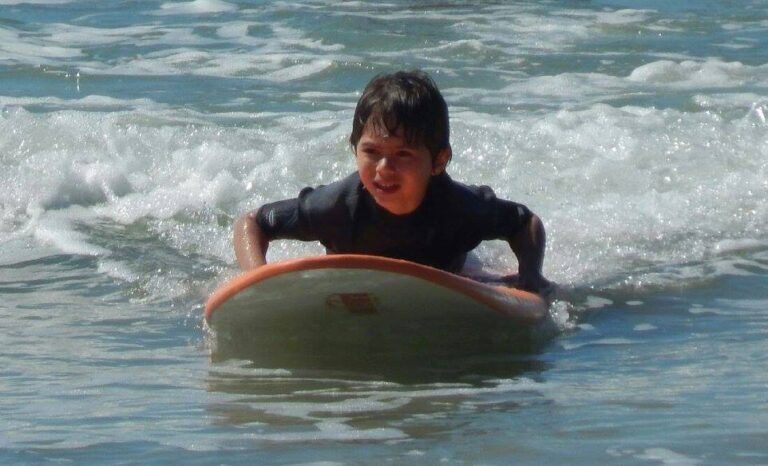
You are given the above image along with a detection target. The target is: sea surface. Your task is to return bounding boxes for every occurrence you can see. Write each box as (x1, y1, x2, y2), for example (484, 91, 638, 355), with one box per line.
(1, 0, 767, 464)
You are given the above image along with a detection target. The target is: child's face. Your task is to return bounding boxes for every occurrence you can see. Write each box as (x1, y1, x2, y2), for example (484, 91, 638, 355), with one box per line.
(355, 123, 449, 215)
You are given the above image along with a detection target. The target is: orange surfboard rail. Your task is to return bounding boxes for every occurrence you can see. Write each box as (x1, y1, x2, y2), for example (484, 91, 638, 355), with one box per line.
(205, 255, 547, 324)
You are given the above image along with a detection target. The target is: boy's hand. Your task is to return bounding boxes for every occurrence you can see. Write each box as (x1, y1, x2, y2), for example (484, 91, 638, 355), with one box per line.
(497, 273, 555, 300)
(518, 273, 555, 300)
(508, 214, 553, 299)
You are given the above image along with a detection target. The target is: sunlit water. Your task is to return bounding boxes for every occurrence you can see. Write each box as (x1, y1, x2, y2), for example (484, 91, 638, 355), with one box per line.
(1, 1, 767, 464)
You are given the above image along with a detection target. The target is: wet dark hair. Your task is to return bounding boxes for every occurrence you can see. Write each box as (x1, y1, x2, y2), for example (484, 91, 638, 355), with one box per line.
(350, 70, 450, 160)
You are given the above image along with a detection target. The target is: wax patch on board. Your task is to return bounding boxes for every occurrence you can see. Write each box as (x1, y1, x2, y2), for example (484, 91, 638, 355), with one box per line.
(326, 293, 380, 314)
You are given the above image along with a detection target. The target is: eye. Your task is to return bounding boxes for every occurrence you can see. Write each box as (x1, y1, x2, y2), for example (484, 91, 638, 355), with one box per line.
(359, 146, 380, 158)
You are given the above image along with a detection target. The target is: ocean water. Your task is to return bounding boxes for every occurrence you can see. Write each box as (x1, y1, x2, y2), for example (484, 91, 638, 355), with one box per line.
(1, 0, 767, 464)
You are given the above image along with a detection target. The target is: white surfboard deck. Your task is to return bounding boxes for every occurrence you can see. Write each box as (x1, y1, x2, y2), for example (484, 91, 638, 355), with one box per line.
(205, 255, 548, 365)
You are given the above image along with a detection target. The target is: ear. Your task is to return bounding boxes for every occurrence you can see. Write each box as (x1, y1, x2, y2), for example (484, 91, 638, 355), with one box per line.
(431, 147, 451, 175)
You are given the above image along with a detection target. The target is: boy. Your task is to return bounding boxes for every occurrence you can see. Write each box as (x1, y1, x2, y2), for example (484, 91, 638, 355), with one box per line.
(234, 70, 551, 294)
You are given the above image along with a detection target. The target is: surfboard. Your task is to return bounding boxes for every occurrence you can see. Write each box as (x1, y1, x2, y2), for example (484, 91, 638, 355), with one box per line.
(205, 254, 548, 366)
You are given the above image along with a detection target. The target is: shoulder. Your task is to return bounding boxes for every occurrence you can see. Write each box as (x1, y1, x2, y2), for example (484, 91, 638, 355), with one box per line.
(299, 172, 361, 214)
(435, 173, 532, 236)
(298, 172, 362, 234)
(435, 173, 498, 208)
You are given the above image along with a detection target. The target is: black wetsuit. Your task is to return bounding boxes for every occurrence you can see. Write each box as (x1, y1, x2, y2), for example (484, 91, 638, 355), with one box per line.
(255, 172, 532, 272)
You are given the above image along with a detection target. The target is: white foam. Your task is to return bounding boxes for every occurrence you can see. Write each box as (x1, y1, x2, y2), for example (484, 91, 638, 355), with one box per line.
(44, 24, 165, 47)
(34, 211, 109, 257)
(270, 24, 346, 52)
(634, 324, 657, 332)
(586, 296, 614, 309)
(457, 60, 768, 112)
(628, 59, 768, 88)
(714, 238, 768, 255)
(0, 95, 159, 110)
(635, 448, 702, 465)
(247, 425, 406, 443)
(0, 0, 73, 4)
(561, 338, 635, 351)
(0, 103, 350, 275)
(96, 259, 140, 283)
(74, 46, 340, 81)
(694, 93, 768, 115)
(216, 22, 250, 39)
(0, 29, 82, 62)
(593, 9, 656, 26)
(290, 463, 346, 466)
(156, 0, 237, 15)
(3, 91, 765, 293)
(327, 4, 659, 57)
(264, 59, 334, 82)
(2, 41, 767, 292)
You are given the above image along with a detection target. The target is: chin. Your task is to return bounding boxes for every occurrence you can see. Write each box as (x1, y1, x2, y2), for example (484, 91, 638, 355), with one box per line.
(378, 202, 416, 216)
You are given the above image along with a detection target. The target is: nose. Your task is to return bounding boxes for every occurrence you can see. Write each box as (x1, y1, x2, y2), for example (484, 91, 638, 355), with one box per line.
(375, 155, 395, 173)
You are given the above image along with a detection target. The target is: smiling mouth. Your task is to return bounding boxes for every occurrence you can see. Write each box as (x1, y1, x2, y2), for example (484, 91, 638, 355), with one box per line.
(373, 181, 399, 194)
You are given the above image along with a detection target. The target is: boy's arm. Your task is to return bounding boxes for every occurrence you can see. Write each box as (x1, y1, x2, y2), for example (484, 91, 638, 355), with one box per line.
(507, 214, 552, 295)
(234, 211, 269, 271)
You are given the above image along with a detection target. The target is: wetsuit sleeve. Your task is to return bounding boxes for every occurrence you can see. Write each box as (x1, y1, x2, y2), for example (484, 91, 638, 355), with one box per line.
(254, 187, 319, 241)
(439, 176, 534, 247)
(485, 195, 534, 241)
